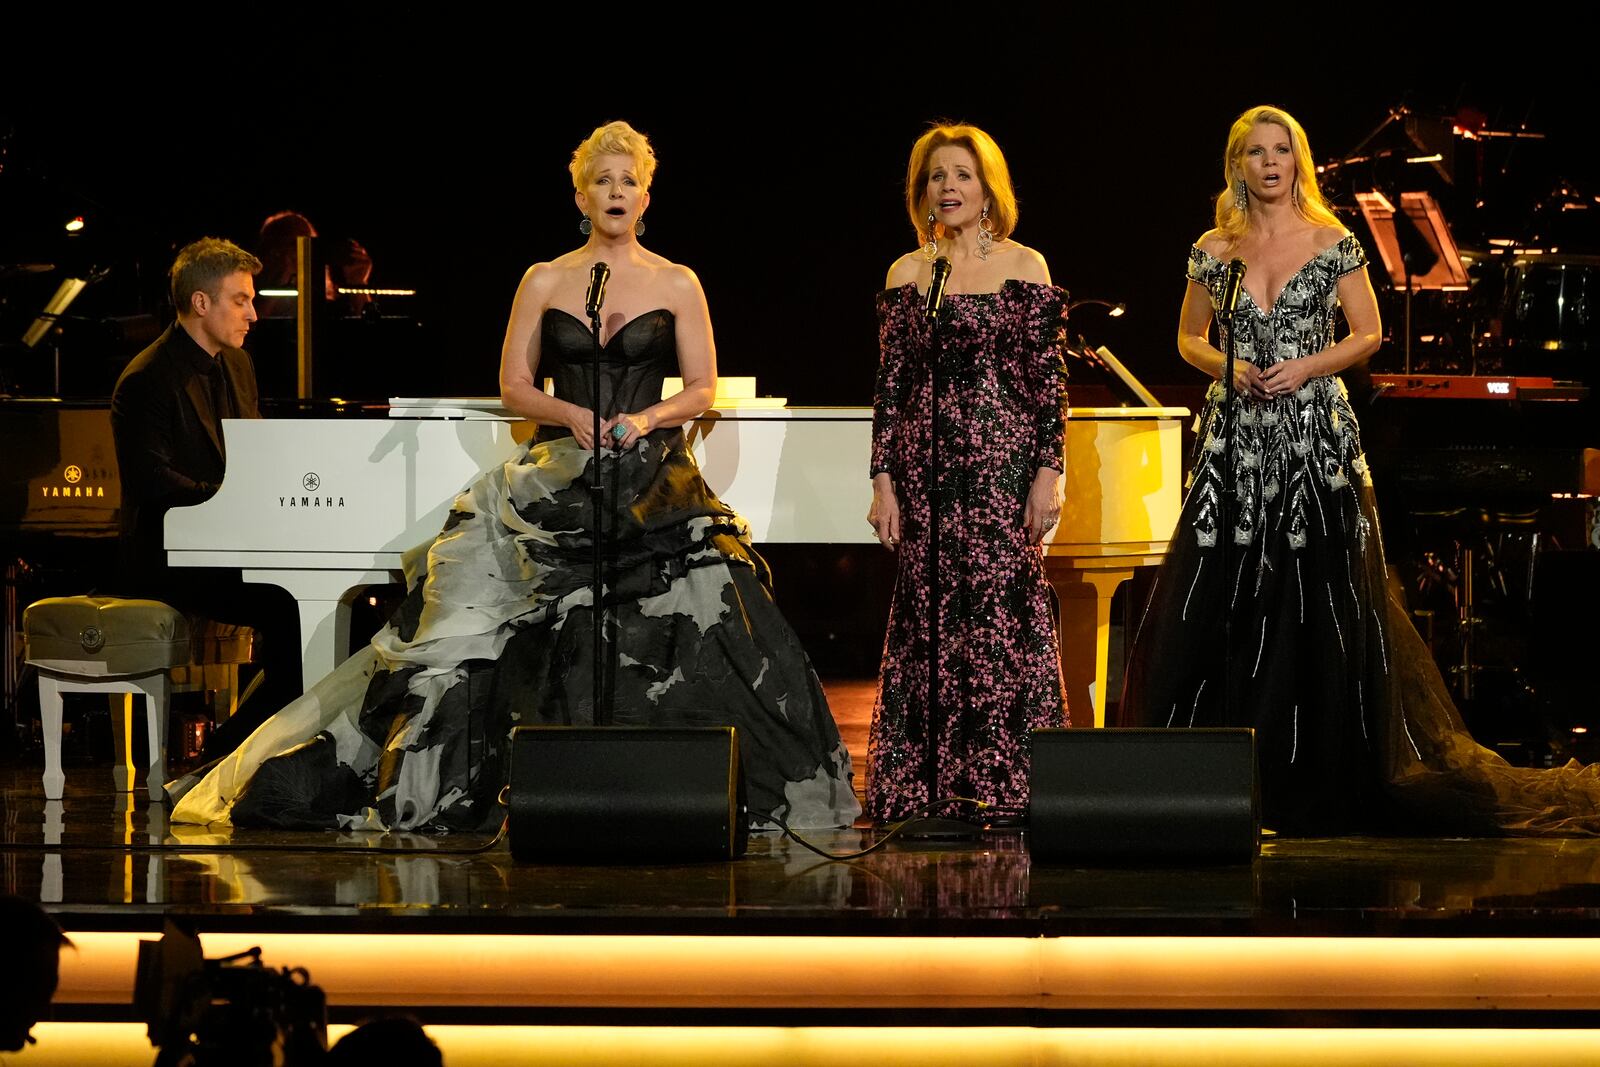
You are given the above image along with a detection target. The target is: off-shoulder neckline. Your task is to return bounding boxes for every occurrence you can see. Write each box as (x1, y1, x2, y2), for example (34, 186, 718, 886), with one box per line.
(878, 278, 1063, 301)
(1190, 235, 1358, 315)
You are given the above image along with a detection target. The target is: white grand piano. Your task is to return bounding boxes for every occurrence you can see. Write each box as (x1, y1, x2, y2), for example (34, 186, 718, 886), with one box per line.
(167, 393, 1186, 727)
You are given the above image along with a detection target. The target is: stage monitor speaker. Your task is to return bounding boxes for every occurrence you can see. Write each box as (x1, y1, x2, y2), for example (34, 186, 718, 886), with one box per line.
(508, 726, 748, 863)
(1030, 728, 1258, 864)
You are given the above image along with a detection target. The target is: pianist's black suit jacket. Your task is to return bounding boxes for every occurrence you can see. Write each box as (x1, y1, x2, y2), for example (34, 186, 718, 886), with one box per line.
(111, 322, 261, 590)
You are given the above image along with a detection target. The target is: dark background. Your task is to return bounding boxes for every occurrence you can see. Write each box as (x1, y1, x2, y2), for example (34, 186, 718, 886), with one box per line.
(2, 13, 1594, 403)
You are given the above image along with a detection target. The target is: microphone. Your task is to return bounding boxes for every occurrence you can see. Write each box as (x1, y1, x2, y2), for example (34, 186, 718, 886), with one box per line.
(1220, 258, 1247, 320)
(585, 262, 610, 320)
(925, 256, 952, 322)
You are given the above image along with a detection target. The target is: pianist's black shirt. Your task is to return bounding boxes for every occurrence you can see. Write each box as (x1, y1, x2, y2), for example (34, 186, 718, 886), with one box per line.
(111, 322, 261, 588)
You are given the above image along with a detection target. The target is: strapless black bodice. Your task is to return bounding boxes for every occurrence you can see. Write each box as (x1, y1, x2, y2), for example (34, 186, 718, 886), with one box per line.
(539, 308, 676, 424)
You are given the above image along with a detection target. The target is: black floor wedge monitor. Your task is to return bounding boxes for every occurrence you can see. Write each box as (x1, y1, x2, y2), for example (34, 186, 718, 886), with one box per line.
(1030, 728, 1258, 864)
(508, 726, 748, 863)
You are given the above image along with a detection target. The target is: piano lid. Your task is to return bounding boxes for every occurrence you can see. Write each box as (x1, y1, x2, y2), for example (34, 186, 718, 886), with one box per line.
(166, 417, 521, 557)
(387, 396, 511, 420)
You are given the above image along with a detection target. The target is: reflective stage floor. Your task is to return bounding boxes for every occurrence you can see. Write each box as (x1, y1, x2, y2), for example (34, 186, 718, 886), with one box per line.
(8, 682, 1600, 1065)
(10, 782, 1600, 936)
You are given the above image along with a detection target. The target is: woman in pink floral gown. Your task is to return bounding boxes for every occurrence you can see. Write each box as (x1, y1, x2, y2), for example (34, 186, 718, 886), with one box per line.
(866, 124, 1069, 822)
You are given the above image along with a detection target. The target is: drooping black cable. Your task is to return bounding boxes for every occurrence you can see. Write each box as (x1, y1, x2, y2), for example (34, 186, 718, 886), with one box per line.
(762, 796, 991, 862)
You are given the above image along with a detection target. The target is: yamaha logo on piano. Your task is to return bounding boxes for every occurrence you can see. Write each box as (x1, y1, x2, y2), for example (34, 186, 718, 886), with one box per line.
(280, 471, 345, 509)
(41, 462, 109, 498)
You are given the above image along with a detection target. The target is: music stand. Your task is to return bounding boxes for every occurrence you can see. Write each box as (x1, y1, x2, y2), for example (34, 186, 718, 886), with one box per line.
(1355, 191, 1470, 372)
(20, 277, 90, 396)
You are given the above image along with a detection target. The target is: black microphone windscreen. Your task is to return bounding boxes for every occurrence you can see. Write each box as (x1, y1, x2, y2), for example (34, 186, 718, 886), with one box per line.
(1221, 258, 1247, 317)
(585, 262, 610, 317)
(926, 256, 952, 321)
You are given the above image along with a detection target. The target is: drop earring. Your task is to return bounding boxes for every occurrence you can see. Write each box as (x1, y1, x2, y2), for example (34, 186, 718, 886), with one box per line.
(922, 212, 939, 260)
(579, 215, 593, 235)
(1234, 179, 1248, 211)
(976, 205, 994, 260)
(634, 217, 646, 237)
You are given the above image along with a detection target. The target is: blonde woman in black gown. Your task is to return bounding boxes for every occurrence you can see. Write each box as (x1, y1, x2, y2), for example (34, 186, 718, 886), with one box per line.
(1121, 105, 1600, 836)
(175, 122, 860, 832)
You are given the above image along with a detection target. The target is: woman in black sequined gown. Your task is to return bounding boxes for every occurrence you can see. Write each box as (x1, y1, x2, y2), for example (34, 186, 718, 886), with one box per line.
(1120, 106, 1600, 836)
(173, 121, 860, 832)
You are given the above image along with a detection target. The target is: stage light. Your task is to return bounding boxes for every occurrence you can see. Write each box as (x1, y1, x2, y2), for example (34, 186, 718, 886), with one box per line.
(64, 216, 85, 233)
(1068, 298, 1126, 318)
(259, 288, 299, 298)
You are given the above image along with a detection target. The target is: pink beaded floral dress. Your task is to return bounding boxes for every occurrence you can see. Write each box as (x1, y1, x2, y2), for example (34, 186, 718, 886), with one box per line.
(867, 280, 1069, 820)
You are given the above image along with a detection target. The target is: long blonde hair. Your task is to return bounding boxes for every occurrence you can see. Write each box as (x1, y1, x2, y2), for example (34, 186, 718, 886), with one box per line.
(905, 123, 1019, 247)
(1213, 105, 1340, 242)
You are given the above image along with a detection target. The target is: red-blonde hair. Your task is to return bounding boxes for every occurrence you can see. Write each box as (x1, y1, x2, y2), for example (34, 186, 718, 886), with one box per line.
(905, 123, 1019, 247)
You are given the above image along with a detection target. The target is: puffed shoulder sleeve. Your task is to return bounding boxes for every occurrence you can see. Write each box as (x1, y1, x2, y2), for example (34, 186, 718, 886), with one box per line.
(1020, 284, 1069, 473)
(1334, 234, 1369, 278)
(870, 287, 919, 479)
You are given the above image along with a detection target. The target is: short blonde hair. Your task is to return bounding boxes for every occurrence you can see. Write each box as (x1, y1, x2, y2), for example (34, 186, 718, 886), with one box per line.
(568, 120, 658, 191)
(1214, 105, 1341, 242)
(905, 123, 1019, 247)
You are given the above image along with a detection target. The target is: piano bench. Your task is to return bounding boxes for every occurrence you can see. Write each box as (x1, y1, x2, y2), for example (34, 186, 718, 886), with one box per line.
(22, 596, 249, 803)
(171, 622, 256, 723)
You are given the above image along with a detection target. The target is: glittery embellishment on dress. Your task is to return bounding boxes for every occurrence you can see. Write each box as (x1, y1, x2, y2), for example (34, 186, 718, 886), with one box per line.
(1121, 236, 1398, 832)
(867, 280, 1069, 819)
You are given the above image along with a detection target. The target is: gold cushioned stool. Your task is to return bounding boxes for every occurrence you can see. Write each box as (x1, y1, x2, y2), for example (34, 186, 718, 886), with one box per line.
(24, 596, 255, 802)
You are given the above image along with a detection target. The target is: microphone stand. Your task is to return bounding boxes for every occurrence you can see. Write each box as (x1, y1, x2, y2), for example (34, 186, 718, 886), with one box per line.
(901, 256, 976, 840)
(1218, 263, 1246, 727)
(588, 302, 606, 726)
(927, 273, 945, 820)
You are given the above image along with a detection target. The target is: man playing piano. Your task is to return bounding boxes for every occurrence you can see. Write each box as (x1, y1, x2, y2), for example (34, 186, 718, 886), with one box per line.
(111, 237, 300, 759)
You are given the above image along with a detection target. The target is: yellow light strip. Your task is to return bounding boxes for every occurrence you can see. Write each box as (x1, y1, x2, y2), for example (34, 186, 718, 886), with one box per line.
(22, 1023, 1600, 1067)
(54, 933, 1600, 1011)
